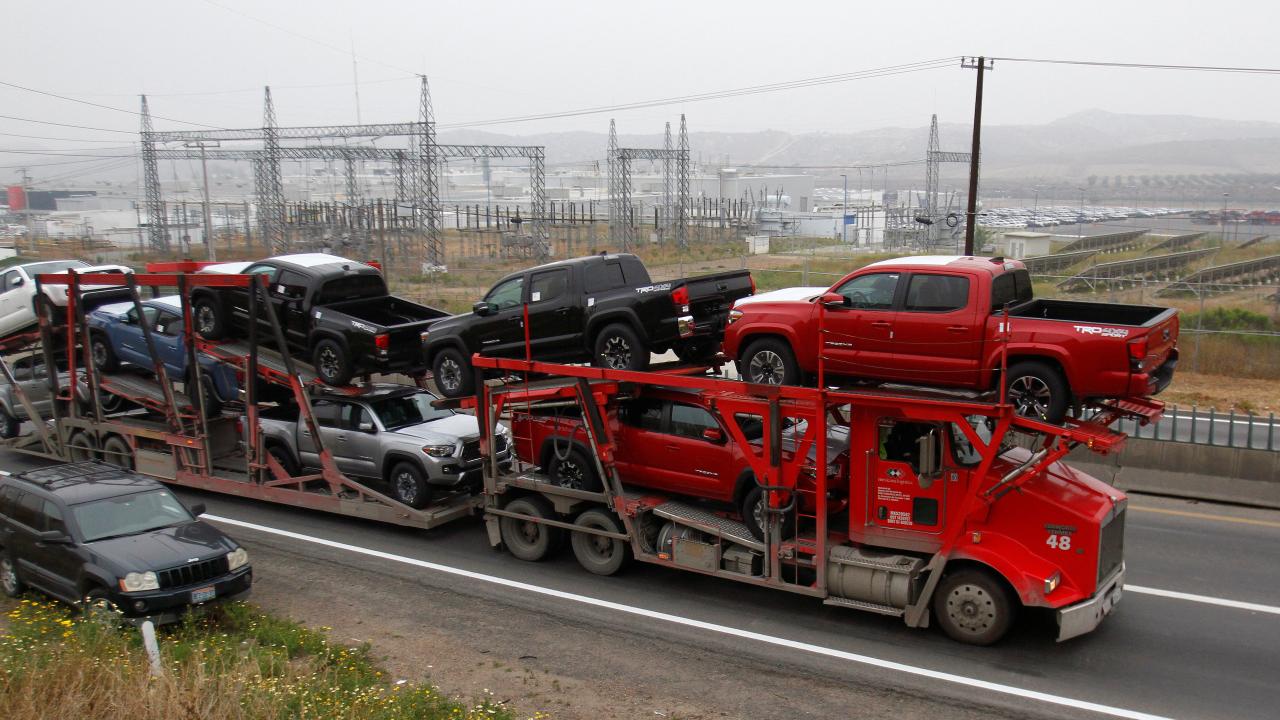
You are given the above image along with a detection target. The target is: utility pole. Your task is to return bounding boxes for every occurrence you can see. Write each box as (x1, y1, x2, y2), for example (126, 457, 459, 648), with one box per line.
(841, 173, 849, 243)
(185, 141, 219, 260)
(961, 56, 993, 255)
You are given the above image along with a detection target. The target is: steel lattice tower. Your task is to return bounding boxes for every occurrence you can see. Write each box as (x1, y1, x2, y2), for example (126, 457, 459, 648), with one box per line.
(417, 76, 444, 269)
(923, 114, 941, 246)
(139, 95, 169, 251)
(343, 152, 361, 204)
(607, 119, 627, 249)
(662, 122, 674, 233)
(528, 148, 550, 258)
(259, 87, 287, 252)
(676, 114, 690, 249)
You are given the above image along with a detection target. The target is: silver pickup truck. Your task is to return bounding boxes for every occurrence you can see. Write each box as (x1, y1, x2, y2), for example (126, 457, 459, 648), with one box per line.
(259, 384, 511, 508)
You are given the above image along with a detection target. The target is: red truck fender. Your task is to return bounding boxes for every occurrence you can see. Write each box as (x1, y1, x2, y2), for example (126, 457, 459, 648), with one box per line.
(982, 344, 1077, 393)
(948, 532, 1085, 609)
(727, 323, 810, 367)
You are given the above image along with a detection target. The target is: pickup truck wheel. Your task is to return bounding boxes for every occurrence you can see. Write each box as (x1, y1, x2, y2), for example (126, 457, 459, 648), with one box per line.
(389, 462, 431, 509)
(933, 567, 1016, 646)
(594, 323, 649, 371)
(192, 297, 226, 340)
(432, 347, 475, 399)
(265, 443, 299, 478)
(197, 372, 224, 417)
(89, 334, 120, 372)
(313, 339, 354, 386)
(99, 392, 126, 414)
(1006, 361, 1068, 424)
(548, 448, 602, 493)
(741, 484, 796, 542)
(0, 555, 24, 598)
(740, 338, 799, 386)
(500, 496, 561, 562)
(100, 435, 133, 471)
(570, 508, 631, 576)
(0, 409, 19, 440)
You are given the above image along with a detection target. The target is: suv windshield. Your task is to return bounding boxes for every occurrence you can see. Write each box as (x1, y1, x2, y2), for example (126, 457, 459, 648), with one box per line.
(369, 392, 452, 430)
(317, 274, 387, 304)
(72, 489, 192, 542)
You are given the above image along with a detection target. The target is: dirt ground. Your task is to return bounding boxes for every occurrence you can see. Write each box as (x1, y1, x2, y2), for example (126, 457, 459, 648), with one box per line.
(1161, 372, 1280, 414)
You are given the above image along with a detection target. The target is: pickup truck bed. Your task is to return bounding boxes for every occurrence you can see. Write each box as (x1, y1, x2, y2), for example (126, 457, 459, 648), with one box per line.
(1009, 299, 1174, 327)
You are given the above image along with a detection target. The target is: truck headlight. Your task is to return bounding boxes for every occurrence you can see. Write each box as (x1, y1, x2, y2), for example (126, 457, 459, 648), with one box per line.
(1044, 571, 1061, 595)
(423, 444, 455, 458)
(728, 309, 743, 324)
(227, 547, 249, 571)
(119, 571, 159, 592)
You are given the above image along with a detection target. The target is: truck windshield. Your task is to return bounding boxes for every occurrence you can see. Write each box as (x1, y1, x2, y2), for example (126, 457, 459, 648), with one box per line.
(22, 260, 88, 275)
(370, 393, 453, 430)
(317, 274, 387, 304)
(948, 416, 997, 467)
(72, 489, 193, 542)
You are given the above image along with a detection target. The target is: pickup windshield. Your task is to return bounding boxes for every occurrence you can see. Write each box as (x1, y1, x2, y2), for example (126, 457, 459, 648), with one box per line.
(72, 489, 193, 542)
(317, 274, 388, 305)
(370, 393, 453, 430)
(23, 260, 89, 275)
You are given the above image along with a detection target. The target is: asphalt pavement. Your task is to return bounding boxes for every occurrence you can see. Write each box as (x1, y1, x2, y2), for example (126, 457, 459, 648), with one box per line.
(2, 448, 1276, 719)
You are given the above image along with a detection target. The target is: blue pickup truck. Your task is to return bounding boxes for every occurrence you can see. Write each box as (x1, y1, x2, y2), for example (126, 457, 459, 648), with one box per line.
(86, 296, 239, 415)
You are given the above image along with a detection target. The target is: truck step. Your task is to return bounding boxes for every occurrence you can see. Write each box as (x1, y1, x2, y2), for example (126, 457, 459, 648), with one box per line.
(652, 501, 764, 552)
(823, 596, 905, 617)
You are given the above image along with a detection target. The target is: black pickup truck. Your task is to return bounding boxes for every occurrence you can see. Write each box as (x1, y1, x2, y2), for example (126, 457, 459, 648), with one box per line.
(423, 253, 754, 398)
(191, 253, 449, 386)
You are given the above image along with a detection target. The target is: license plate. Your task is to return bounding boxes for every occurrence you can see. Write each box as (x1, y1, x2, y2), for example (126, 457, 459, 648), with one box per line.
(191, 586, 216, 603)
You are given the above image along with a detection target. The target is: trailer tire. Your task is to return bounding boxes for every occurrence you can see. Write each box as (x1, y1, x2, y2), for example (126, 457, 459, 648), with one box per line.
(740, 338, 800, 386)
(193, 296, 227, 340)
(265, 443, 299, 478)
(89, 334, 120, 372)
(547, 447, 602, 493)
(0, 409, 19, 440)
(570, 508, 631, 576)
(500, 496, 561, 562)
(100, 435, 133, 471)
(432, 347, 475, 399)
(741, 483, 796, 542)
(67, 431, 97, 462)
(0, 555, 24, 598)
(389, 462, 431, 509)
(1005, 361, 1068, 424)
(593, 323, 649, 371)
(933, 567, 1016, 646)
(313, 338, 354, 387)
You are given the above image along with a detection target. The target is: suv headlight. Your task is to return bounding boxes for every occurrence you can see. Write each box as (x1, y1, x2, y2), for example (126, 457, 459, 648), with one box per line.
(119, 571, 159, 592)
(227, 547, 249, 572)
(423, 444, 455, 458)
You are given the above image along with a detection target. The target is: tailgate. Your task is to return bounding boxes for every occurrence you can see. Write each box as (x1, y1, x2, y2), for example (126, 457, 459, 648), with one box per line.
(679, 270, 754, 321)
(1138, 308, 1179, 369)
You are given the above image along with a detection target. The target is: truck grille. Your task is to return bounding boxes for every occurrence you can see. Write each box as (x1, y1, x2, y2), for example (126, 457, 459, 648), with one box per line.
(158, 556, 230, 589)
(1097, 508, 1126, 586)
(462, 435, 506, 461)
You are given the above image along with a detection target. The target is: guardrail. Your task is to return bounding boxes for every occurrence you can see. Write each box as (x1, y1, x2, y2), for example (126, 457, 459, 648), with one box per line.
(1117, 404, 1277, 450)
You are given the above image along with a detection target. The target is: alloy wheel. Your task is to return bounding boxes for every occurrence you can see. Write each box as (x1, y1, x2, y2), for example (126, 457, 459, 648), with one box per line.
(601, 336, 632, 369)
(1009, 376, 1052, 419)
(748, 350, 785, 384)
(0, 558, 17, 595)
(438, 357, 461, 392)
(395, 470, 419, 505)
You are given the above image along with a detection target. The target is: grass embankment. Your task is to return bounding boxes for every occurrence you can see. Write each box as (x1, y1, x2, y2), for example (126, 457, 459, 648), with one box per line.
(0, 598, 524, 720)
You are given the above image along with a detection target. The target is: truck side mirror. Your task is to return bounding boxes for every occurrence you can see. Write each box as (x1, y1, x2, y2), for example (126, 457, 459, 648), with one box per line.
(35, 530, 71, 545)
(358, 420, 376, 433)
(189, 502, 206, 517)
(11, 277, 22, 287)
(702, 427, 723, 443)
(473, 301, 496, 317)
(819, 292, 848, 309)
(916, 429, 940, 481)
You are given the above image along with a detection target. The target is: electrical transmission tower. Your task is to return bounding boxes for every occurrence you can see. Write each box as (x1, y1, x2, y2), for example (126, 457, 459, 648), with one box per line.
(139, 96, 169, 251)
(416, 76, 443, 268)
(920, 114, 971, 249)
(607, 116, 691, 251)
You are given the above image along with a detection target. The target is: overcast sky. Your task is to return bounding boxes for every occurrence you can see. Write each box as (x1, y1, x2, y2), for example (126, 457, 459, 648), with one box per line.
(5, 0, 1279, 174)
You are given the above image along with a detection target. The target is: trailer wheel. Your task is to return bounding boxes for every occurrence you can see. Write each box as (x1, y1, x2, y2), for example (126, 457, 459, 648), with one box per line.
(389, 462, 431, 509)
(548, 447, 602, 493)
(66, 431, 98, 462)
(570, 508, 631, 576)
(89, 334, 120, 372)
(0, 409, 19, 440)
(933, 567, 1016, 646)
(0, 555, 24, 598)
(313, 339, 354, 386)
(193, 296, 227, 340)
(741, 484, 796, 542)
(593, 323, 650, 371)
(1005, 361, 1068, 424)
(740, 338, 799, 386)
(432, 347, 474, 399)
(100, 435, 133, 471)
(500, 496, 561, 562)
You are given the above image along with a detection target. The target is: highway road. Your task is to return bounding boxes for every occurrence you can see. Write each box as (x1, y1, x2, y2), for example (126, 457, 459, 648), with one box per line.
(1, 448, 1277, 720)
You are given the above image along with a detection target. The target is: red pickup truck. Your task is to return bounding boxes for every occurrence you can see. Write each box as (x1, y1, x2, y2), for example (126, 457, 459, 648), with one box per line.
(510, 387, 849, 540)
(722, 255, 1179, 423)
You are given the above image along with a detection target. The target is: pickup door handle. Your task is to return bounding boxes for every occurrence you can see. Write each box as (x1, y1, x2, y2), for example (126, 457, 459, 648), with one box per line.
(946, 325, 968, 333)
(665, 444, 679, 451)
(300, 429, 311, 436)
(871, 321, 892, 328)
(335, 434, 347, 442)
(555, 307, 571, 315)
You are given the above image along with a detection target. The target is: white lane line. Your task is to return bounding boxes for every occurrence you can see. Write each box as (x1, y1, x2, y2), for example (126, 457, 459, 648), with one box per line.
(206, 513, 1172, 720)
(1126, 586, 1280, 615)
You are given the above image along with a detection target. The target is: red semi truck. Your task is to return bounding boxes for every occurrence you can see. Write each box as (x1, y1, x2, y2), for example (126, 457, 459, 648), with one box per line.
(722, 255, 1179, 423)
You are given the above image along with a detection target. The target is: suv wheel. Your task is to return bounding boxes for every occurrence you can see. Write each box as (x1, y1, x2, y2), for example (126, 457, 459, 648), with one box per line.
(389, 462, 430, 509)
(432, 347, 475, 399)
(0, 555, 24, 597)
(313, 338, 354, 386)
(593, 323, 649, 371)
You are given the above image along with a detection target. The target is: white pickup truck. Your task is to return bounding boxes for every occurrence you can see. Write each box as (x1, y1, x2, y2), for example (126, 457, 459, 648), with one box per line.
(0, 260, 133, 338)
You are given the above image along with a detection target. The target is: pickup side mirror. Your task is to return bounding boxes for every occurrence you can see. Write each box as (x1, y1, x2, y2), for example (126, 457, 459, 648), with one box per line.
(35, 530, 71, 545)
(702, 427, 723, 443)
(819, 291, 848, 309)
(189, 502, 206, 517)
(357, 420, 376, 433)
(11, 276, 23, 287)
(473, 301, 496, 317)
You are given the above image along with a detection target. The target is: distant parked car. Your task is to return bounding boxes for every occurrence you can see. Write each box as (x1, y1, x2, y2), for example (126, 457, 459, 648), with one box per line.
(0, 462, 252, 621)
(0, 260, 133, 338)
(86, 296, 239, 416)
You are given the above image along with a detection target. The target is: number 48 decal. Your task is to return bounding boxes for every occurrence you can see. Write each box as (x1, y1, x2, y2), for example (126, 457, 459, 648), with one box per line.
(1046, 534, 1072, 551)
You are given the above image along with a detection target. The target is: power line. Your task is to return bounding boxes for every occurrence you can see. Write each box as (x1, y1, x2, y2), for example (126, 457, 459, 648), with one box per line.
(0, 79, 219, 128)
(0, 114, 135, 134)
(0, 147, 135, 155)
(0, 155, 136, 169)
(992, 57, 1280, 74)
(0, 131, 129, 143)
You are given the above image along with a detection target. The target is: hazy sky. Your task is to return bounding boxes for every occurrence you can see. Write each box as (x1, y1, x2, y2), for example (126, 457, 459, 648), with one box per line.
(4, 0, 1279, 173)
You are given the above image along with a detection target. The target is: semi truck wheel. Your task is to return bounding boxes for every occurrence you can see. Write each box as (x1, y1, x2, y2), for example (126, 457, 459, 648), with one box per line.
(500, 496, 561, 562)
(933, 567, 1016, 646)
(432, 347, 475, 399)
(570, 508, 631, 576)
(1005, 361, 1068, 424)
(389, 462, 430, 509)
(313, 338, 354, 386)
(740, 338, 799, 386)
(593, 324, 650, 371)
(66, 431, 98, 462)
(89, 334, 120, 372)
(547, 447, 602, 492)
(192, 297, 227, 340)
(100, 435, 133, 471)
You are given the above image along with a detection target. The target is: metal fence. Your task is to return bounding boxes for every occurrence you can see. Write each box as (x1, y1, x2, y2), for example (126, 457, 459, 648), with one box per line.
(1117, 404, 1278, 451)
